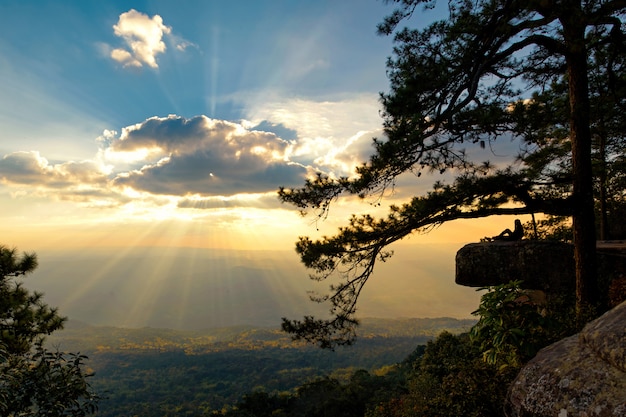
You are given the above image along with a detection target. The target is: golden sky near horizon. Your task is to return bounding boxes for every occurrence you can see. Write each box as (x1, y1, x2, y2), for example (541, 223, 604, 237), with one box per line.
(0, 1, 526, 327)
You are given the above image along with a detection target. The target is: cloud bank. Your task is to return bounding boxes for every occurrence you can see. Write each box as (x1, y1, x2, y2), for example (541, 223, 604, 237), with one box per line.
(0, 95, 384, 216)
(108, 115, 306, 196)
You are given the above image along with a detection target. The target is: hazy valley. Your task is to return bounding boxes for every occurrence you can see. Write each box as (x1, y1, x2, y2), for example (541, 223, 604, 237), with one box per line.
(29, 245, 481, 330)
(46, 318, 475, 416)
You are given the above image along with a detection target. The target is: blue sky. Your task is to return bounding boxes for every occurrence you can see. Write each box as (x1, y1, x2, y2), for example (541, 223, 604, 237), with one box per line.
(0, 1, 502, 328)
(0, 0, 397, 221)
(1, 1, 393, 156)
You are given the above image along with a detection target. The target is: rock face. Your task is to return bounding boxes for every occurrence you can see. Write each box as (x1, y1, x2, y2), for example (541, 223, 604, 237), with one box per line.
(455, 241, 575, 292)
(455, 240, 626, 302)
(506, 300, 626, 416)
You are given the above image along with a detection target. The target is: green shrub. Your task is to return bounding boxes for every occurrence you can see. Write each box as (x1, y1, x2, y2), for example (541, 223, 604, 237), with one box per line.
(470, 280, 574, 370)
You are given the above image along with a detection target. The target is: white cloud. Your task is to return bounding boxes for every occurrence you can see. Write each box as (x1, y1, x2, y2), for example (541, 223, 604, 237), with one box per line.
(0, 116, 312, 212)
(110, 48, 141, 68)
(0, 151, 124, 207)
(177, 193, 281, 210)
(0, 151, 109, 187)
(240, 92, 385, 177)
(312, 130, 378, 177)
(103, 115, 307, 196)
(0, 105, 388, 216)
(109, 9, 194, 69)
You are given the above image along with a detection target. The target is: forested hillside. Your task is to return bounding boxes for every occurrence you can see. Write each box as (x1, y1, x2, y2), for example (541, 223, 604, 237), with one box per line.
(46, 318, 473, 416)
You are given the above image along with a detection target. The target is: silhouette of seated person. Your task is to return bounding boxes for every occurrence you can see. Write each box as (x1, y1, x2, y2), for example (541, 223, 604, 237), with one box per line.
(491, 219, 524, 241)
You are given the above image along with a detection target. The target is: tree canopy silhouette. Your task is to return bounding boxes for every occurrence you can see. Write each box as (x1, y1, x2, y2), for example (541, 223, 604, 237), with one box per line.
(0, 245, 99, 416)
(279, 0, 626, 348)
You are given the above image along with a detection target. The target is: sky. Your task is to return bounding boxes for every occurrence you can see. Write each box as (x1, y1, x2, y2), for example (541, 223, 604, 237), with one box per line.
(0, 0, 523, 329)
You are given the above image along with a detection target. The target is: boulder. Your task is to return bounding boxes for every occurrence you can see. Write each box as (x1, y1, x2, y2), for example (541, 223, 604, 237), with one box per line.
(455, 240, 626, 299)
(506, 301, 626, 416)
(455, 241, 575, 292)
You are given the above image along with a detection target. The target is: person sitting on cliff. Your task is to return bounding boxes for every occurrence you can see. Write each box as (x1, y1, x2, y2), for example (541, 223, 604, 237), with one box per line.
(490, 219, 524, 241)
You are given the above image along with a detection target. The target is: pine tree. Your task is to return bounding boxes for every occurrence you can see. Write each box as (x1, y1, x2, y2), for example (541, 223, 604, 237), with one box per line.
(0, 245, 99, 416)
(279, 0, 626, 348)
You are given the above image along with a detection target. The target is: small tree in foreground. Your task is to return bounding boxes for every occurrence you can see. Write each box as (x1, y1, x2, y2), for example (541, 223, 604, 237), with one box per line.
(469, 281, 576, 370)
(0, 245, 99, 416)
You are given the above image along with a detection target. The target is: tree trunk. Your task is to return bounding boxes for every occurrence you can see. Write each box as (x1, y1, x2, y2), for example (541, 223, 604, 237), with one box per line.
(562, 2, 600, 322)
(598, 124, 609, 241)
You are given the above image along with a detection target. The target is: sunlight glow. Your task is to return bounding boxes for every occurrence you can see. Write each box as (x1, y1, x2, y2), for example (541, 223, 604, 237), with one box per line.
(250, 145, 267, 155)
(0, 0, 507, 330)
(102, 147, 166, 164)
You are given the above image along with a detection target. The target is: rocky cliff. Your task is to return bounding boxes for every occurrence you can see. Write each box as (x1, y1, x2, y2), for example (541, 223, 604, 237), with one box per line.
(455, 240, 575, 292)
(456, 240, 626, 305)
(506, 300, 626, 416)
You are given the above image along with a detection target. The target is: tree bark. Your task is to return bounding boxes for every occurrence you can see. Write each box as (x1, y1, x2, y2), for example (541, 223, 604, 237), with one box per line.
(562, 1, 600, 321)
(598, 123, 609, 241)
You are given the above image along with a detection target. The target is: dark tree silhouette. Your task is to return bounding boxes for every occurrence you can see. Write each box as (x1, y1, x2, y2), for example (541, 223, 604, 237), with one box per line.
(0, 245, 99, 416)
(280, 0, 626, 348)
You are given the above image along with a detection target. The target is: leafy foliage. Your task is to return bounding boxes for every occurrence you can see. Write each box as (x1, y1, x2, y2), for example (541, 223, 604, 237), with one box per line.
(212, 332, 515, 417)
(44, 306, 573, 417)
(214, 370, 404, 417)
(1, 346, 97, 417)
(217, 281, 580, 417)
(0, 245, 99, 416)
(45, 318, 472, 416)
(367, 332, 515, 417)
(470, 281, 562, 369)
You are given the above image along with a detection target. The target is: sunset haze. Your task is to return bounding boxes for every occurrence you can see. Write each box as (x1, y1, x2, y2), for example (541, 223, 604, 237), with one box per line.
(0, 0, 524, 329)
